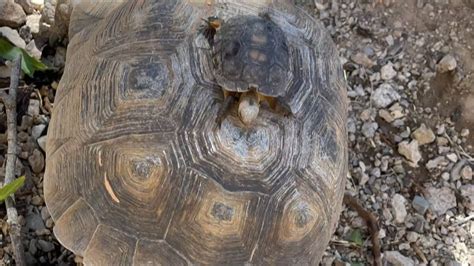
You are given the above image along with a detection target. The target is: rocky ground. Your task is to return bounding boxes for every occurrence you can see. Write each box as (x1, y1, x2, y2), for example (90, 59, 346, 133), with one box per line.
(0, 0, 473, 265)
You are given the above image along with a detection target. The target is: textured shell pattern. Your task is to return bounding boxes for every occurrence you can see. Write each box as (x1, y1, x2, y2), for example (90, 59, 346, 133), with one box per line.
(213, 15, 291, 96)
(44, 0, 348, 265)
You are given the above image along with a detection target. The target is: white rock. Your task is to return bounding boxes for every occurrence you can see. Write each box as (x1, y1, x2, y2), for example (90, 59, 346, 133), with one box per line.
(381, 63, 397, 80)
(16, 0, 44, 14)
(461, 165, 472, 180)
(26, 14, 41, 34)
(426, 187, 457, 215)
(406, 231, 420, 243)
(398, 140, 422, 167)
(446, 153, 458, 163)
(0, 26, 26, 49)
(31, 0, 44, 8)
(384, 251, 415, 266)
(425, 156, 448, 169)
(371, 83, 401, 108)
(460, 184, 474, 211)
(391, 194, 407, 223)
(460, 128, 470, 137)
(411, 124, 435, 145)
(437, 54, 457, 73)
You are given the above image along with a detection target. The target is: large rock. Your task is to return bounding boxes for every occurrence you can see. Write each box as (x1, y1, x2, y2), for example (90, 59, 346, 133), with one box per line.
(26, 14, 41, 35)
(426, 187, 456, 215)
(391, 194, 407, 223)
(384, 251, 415, 266)
(411, 124, 435, 145)
(0, 26, 26, 48)
(16, 0, 44, 14)
(39, 0, 71, 41)
(351, 52, 375, 68)
(398, 140, 422, 167)
(437, 54, 457, 73)
(371, 83, 401, 108)
(0, 0, 27, 28)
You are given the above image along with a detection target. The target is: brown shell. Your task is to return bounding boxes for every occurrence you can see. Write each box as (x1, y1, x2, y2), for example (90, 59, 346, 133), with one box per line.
(44, 0, 348, 265)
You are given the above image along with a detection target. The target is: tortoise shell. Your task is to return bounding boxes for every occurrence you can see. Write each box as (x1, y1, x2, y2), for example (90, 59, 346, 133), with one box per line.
(213, 15, 291, 96)
(44, 0, 348, 265)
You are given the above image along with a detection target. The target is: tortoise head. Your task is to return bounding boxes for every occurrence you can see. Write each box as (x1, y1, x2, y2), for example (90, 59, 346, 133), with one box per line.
(206, 16, 222, 29)
(238, 90, 260, 125)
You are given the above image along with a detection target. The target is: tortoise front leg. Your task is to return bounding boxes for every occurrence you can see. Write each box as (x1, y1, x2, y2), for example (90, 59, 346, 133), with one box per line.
(215, 90, 237, 128)
(261, 95, 292, 118)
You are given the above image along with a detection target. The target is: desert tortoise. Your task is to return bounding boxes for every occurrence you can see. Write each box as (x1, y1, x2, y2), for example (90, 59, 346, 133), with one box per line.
(44, 0, 348, 264)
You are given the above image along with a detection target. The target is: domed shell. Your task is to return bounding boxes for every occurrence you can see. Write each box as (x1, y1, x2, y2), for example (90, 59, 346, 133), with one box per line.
(213, 15, 291, 96)
(44, 0, 347, 265)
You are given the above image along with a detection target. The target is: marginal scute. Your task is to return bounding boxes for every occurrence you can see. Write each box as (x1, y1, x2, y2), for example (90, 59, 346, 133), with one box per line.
(44, 144, 82, 220)
(133, 240, 188, 266)
(255, 181, 329, 264)
(53, 198, 98, 256)
(83, 224, 135, 265)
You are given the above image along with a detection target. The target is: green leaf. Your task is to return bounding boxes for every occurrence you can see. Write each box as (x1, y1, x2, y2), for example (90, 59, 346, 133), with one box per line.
(0, 37, 48, 77)
(348, 228, 364, 246)
(0, 176, 25, 202)
(351, 262, 364, 266)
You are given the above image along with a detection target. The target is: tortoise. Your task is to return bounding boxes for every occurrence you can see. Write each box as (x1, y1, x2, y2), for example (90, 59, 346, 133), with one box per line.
(44, 0, 348, 264)
(202, 15, 293, 126)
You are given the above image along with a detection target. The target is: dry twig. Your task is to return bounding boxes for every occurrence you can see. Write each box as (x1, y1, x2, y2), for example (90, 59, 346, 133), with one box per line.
(0, 56, 26, 266)
(343, 193, 381, 266)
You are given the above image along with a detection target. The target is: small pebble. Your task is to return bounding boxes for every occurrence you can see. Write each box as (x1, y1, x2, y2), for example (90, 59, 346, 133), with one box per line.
(361, 122, 378, 138)
(412, 195, 430, 215)
(398, 140, 422, 167)
(391, 194, 407, 223)
(437, 54, 457, 73)
(381, 63, 397, 80)
(460, 165, 472, 180)
(28, 149, 45, 174)
(426, 187, 456, 215)
(27, 99, 40, 117)
(446, 153, 458, 163)
(411, 124, 435, 145)
(37, 240, 55, 253)
(371, 83, 401, 108)
(460, 128, 470, 137)
(31, 195, 44, 206)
